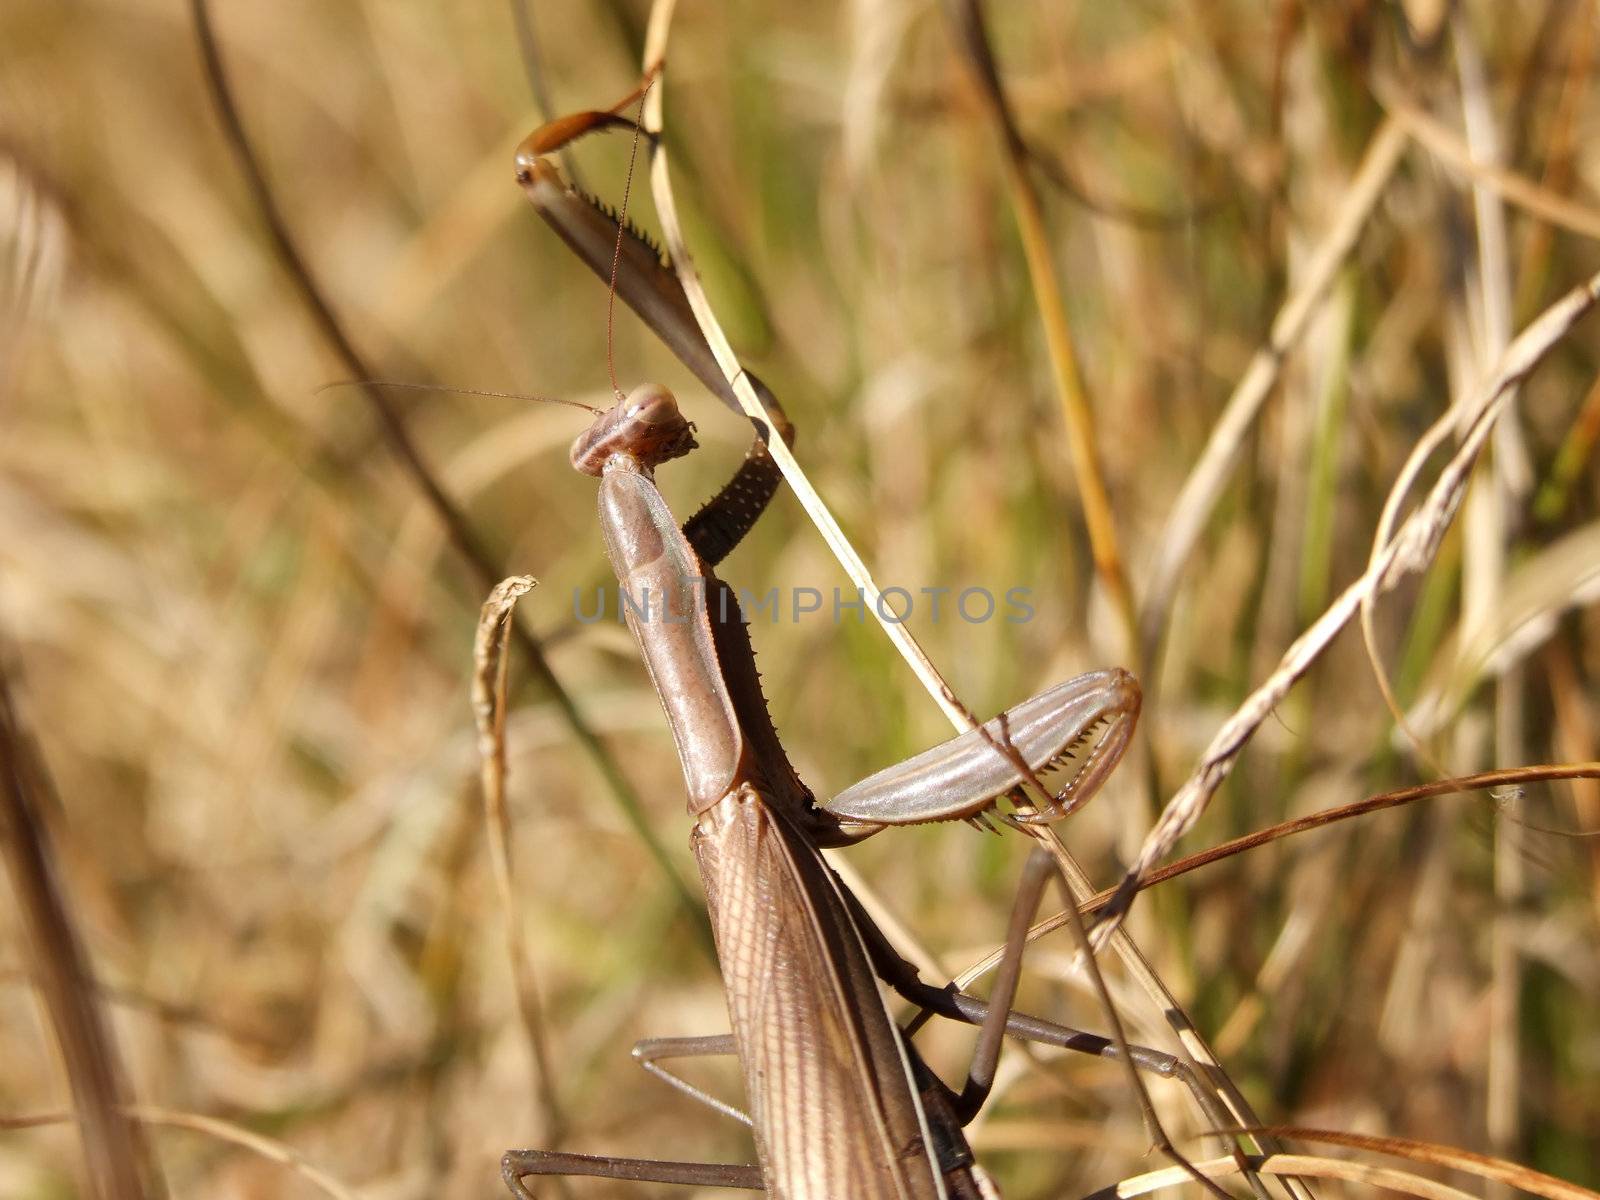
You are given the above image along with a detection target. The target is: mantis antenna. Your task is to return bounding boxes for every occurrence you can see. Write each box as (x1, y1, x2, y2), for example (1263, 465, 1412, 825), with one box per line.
(605, 78, 655, 403)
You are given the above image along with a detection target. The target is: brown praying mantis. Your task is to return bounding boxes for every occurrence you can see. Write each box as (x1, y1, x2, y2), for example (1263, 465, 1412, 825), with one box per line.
(495, 83, 1193, 1200)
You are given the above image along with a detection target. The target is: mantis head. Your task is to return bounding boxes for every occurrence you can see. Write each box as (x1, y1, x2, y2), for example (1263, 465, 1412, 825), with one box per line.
(570, 383, 698, 477)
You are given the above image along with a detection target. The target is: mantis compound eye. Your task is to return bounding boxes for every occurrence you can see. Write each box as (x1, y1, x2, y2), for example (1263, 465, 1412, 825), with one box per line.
(624, 383, 679, 425)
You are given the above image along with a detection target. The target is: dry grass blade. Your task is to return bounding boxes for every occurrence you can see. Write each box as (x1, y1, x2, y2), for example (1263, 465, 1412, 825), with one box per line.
(1251, 1128, 1600, 1200)
(1100, 1152, 1481, 1200)
(896, 31, 1278, 1173)
(472, 576, 564, 1150)
(1032, 850, 1237, 1200)
(1439, 33, 1524, 1182)
(1108, 764, 1600, 905)
(0, 664, 156, 1200)
(3, 1107, 362, 1200)
(1107, 267, 1600, 935)
(1027, 826, 1290, 1197)
(1405, 523, 1600, 737)
(951, 764, 1600, 1001)
(639, 4, 975, 732)
(1375, 77, 1600, 243)
(1140, 117, 1408, 662)
(1357, 391, 1464, 779)
(130, 1108, 363, 1200)
(942, 0, 1136, 657)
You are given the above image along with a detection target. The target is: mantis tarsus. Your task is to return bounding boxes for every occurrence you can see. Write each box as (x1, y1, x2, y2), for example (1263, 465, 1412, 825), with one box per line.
(496, 87, 1188, 1200)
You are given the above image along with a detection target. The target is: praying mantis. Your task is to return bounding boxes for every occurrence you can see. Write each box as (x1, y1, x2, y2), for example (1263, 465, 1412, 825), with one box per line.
(496, 85, 1171, 1200)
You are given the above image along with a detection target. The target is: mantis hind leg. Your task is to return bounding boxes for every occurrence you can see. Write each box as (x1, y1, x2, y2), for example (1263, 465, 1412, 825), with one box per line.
(630, 1033, 752, 1127)
(501, 1038, 757, 1196)
(837, 854, 1231, 1129)
(502, 1150, 760, 1196)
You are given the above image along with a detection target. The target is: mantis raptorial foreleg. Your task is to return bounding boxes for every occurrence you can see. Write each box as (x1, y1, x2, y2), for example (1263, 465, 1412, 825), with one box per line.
(822, 671, 1140, 828)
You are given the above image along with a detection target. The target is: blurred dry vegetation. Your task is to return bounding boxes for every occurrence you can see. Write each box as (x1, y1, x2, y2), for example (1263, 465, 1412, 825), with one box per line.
(3, 0, 1600, 1197)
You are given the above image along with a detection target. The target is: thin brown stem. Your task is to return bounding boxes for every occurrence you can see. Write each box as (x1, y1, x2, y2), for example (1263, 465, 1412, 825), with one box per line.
(187, 0, 711, 954)
(0, 661, 158, 1200)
